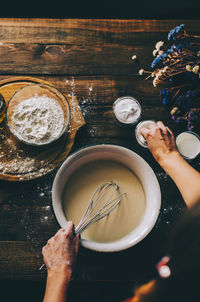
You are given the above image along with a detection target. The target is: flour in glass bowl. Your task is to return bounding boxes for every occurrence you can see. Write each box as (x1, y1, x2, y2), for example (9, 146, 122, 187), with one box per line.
(10, 95, 65, 145)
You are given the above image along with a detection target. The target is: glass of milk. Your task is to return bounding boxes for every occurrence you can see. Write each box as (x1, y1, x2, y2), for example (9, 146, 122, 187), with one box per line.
(176, 131, 200, 160)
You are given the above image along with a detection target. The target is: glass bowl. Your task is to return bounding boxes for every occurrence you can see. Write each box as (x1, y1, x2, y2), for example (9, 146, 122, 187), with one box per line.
(176, 131, 200, 160)
(6, 83, 70, 146)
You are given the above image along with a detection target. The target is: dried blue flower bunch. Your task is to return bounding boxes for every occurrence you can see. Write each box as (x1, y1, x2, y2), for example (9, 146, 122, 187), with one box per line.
(168, 24, 185, 41)
(139, 24, 200, 132)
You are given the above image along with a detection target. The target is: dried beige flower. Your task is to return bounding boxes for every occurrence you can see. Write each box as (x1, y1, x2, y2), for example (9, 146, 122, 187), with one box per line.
(153, 77, 158, 87)
(186, 65, 192, 72)
(155, 41, 164, 50)
(192, 65, 199, 74)
(153, 49, 158, 57)
(139, 69, 144, 75)
(152, 67, 168, 86)
(163, 66, 169, 72)
(170, 107, 179, 115)
(158, 69, 164, 76)
(153, 74, 160, 87)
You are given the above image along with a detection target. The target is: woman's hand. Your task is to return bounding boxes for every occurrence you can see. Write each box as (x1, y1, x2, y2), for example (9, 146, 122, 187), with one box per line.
(140, 121, 178, 165)
(42, 221, 79, 280)
(42, 222, 79, 302)
(140, 121, 200, 208)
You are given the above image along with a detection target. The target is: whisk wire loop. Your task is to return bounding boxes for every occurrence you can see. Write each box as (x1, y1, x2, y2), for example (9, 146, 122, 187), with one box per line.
(75, 181, 124, 234)
(76, 193, 124, 234)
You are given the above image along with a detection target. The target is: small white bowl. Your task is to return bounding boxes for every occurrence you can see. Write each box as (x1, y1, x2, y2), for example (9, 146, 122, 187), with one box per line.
(52, 145, 161, 252)
(113, 96, 141, 125)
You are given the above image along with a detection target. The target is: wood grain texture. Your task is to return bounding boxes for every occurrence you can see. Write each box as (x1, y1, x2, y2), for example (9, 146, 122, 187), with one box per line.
(0, 19, 199, 43)
(0, 19, 199, 75)
(0, 241, 43, 280)
(0, 19, 199, 282)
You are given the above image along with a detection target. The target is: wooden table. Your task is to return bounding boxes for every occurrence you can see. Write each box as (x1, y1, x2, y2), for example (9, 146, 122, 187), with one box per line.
(0, 19, 199, 286)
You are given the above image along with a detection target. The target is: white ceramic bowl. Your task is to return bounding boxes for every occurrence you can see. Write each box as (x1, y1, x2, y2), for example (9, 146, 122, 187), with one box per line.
(52, 144, 161, 252)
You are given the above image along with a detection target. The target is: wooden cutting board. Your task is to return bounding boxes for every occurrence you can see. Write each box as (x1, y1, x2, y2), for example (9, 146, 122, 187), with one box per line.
(0, 76, 85, 181)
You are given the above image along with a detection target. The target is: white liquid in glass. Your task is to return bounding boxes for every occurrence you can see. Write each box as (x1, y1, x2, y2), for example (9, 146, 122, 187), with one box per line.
(176, 132, 200, 159)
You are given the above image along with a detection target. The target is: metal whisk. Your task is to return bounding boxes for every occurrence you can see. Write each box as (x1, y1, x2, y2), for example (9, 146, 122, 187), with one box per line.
(75, 181, 124, 234)
(39, 181, 124, 271)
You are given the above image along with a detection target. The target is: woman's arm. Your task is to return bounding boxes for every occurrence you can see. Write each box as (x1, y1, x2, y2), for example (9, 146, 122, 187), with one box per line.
(159, 150, 200, 208)
(43, 272, 70, 302)
(42, 221, 79, 302)
(141, 121, 200, 208)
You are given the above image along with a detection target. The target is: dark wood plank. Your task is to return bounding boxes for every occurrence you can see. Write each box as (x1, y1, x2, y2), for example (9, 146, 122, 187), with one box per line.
(0, 241, 43, 280)
(0, 43, 143, 75)
(0, 19, 199, 75)
(0, 19, 200, 44)
(0, 204, 58, 242)
(0, 75, 161, 105)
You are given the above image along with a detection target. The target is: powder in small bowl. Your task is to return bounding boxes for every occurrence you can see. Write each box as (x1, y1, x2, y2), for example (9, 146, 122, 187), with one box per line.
(113, 96, 141, 125)
(7, 84, 70, 146)
(135, 120, 156, 148)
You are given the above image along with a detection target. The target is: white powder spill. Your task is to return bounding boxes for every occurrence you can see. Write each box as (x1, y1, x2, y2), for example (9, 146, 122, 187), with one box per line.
(156, 171, 169, 182)
(40, 215, 49, 223)
(69, 76, 76, 96)
(10, 95, 64, 145)
(0, 157, 36, 173)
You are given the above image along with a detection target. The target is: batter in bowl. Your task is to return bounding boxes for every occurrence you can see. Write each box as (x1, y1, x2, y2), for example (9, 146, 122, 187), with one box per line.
(63, 160, 146, 243)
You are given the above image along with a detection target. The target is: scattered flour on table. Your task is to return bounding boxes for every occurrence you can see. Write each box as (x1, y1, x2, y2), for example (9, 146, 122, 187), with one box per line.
(66, 76, 76, 97)
(11, 95, 64, 145)
(0, 156, 35, 173)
